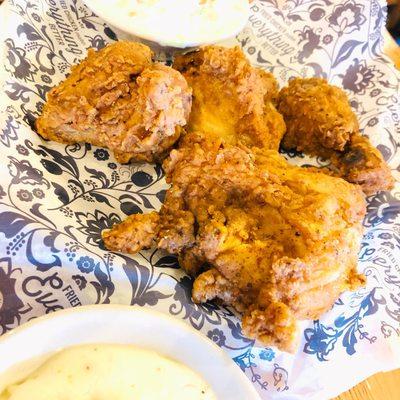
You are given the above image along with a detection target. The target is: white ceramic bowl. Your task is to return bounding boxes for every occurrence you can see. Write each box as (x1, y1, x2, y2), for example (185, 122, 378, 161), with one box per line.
(82, 0, 249, 50)
(0, 305, 260, 399)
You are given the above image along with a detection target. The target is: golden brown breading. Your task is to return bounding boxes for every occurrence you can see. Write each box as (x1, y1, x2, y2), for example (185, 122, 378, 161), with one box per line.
(36, 41, 192, 163)
(173, 46, 285, 150)
(278, 77, 358, 153)
(278, 77, 393, 195)
(103, 132, 366, 352)
(102, 212, 160, 254)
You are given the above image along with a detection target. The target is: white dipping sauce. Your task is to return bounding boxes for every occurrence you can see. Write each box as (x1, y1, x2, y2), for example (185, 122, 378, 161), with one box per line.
(87, 0, 249, 47)
(0, 344, 216, 400)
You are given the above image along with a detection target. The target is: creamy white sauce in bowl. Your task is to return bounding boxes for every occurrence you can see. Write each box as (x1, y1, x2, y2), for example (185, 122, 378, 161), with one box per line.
(0, 306, 260, 400)
(83, 0, 250, 48)
(0, 344, 215, 400)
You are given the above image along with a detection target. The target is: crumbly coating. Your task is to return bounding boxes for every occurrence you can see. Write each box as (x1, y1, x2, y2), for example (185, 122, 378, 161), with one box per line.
(36, 41, 192, 163)
(104, 132, 366, 352)
(278, 77, 393, 194)
(102, 211, 160, 254)
(173, 46, 285, 151)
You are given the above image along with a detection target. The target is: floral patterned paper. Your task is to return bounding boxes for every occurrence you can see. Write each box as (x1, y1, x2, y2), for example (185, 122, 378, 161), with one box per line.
(0, 1, 399, 399)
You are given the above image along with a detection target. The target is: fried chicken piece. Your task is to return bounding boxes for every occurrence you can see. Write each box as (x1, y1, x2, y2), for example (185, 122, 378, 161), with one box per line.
(173, 46, 285, 150)
(36, 41, 192, 163)
(278, 78, 394, 195)
(103, 132, 366, 352)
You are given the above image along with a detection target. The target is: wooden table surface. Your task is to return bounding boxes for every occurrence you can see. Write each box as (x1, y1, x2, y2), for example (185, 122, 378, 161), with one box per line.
(333, 29, 400, 400)
(333, 369, 400, 400)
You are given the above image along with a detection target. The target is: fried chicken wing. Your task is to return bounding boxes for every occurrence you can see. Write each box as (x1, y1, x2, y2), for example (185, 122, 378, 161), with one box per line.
(332, 135, 395, 196)
(173, 46, 285, 150)
(103, 132, 366, 352)
(278, 78, 394, 195)
(36, 41, 192, 163)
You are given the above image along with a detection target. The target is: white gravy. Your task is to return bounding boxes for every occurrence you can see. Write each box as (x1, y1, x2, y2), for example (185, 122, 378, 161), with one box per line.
(0, 343, 216, 400)
(88, 0, 249, 47)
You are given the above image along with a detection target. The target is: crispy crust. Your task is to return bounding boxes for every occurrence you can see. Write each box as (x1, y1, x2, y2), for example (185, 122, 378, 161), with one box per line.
(102, 212, 160, 254)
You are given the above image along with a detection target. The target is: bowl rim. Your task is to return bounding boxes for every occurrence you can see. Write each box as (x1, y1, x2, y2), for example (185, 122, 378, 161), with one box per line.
(0, 304, 209, 342)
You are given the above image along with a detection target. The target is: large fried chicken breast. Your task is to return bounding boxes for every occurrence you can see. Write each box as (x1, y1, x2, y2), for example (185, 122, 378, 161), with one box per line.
(103, 133, 366, 352)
